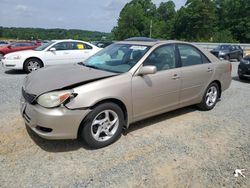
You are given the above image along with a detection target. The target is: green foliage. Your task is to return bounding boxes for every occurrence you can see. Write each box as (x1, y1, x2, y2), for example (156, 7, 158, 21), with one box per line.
(212, 30, 239, 43)
(113, 0, 250, 43)
(0, 27, 111, 41)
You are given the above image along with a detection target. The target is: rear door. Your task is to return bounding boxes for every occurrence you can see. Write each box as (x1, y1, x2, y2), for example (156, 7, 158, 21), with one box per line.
(177, 44, 214, 105)
(132, 44, 181, 121)
(70, 42, 96, 62)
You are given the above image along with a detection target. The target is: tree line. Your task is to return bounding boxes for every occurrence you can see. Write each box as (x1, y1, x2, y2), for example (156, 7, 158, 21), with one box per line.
(0, 27, 111, 41)
(112, 0, 250, 43)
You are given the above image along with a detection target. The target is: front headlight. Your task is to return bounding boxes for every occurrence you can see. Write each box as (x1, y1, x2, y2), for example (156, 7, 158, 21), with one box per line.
(6, 54, 21, 60)
(37, 90, 74, 108)
(219, 51, 225, 55)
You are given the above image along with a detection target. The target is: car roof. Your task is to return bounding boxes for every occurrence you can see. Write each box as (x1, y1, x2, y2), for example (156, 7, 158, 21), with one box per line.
(116, 40, 198, 47)
(117, 39, 220, 62)
(51, 39, 89, 43)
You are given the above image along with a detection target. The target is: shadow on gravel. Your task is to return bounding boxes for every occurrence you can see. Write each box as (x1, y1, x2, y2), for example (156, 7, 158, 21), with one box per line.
(5, 69, 26, 75)
(124, 106, 197, 135)
(26, 125, 94, 152)
(232, 76, 250, 83)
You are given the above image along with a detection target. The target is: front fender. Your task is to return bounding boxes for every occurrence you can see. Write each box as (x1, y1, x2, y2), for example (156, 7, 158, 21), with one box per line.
(65, 73, 133, 123)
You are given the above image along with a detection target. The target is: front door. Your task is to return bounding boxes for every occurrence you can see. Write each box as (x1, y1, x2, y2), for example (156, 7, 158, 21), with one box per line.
(132, 44, 181, 121)
(44, 42, 74, 66)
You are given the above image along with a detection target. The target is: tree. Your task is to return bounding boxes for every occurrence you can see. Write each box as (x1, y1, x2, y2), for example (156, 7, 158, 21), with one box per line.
(174, 0, 217, 41)
(215, 0, 250, 43)
(112, 0, 157, 40)
(153, 1, 176, 39)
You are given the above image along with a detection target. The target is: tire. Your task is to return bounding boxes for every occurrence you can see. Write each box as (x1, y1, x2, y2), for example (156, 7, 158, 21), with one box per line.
(80, 102, 124, 149)
(225, 55, 230, 61)
(238, 54, 243, 61)
(239, 75, 246, 80)
(0, 52, 4, 60)
(197, 83, 220, 111)
(23, 58, 43, 73)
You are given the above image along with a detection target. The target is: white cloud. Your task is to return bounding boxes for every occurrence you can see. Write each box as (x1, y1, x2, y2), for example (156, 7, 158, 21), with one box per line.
(15, 5, 29, 12)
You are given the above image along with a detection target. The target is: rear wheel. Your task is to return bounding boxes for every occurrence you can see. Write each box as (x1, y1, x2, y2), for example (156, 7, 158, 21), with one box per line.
(80, 103, 124, 149)
(24, 58, 43, 73)
(197, 83, 219, 111)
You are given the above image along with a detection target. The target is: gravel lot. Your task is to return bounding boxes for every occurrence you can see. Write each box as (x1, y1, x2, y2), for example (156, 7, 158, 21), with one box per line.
(0, 63, 249, 188)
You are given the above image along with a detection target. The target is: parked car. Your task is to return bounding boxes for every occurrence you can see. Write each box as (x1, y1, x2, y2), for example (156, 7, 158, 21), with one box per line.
(238, 55, 250, 80)
(2, 39, 101, 73)
(91, 41, 113, 48)
(210, 45, 243, 61)
(0, 41, 9, 47)
(20, 40, 232, 148)
(0, 42, 41, 58)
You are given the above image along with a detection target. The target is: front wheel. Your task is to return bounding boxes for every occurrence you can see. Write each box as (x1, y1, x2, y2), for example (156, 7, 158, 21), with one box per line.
(24, 58, 43, 73)
(80, 103, 124, 149)
(239, 75, 246, 80)
(238, 54, 243, 61)
(0, 53, 4, 60)
(197, 83, 219, 111)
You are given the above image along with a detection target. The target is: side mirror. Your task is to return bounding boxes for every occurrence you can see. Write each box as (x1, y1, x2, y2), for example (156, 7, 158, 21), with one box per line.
(49, 47, 56, 52)
(7, 45, 11, 49)
(138, 66, 157, 76)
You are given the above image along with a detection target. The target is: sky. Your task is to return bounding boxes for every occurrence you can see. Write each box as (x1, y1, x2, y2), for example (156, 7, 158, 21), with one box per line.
(0, 0, 186, 32)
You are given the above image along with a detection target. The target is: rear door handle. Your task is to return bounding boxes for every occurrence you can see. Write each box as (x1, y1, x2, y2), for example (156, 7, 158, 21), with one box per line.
(172, 74, 180, 80)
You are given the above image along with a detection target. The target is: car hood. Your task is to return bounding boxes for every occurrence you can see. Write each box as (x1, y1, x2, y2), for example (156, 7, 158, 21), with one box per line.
(211, 49, 229, 53)
(4, 50, 35, 57)
(24, 64, 118, 96)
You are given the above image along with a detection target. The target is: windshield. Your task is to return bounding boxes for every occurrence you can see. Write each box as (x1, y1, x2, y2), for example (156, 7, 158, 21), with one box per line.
(84, 43, 150, 73)
(35, 41, 55, 51)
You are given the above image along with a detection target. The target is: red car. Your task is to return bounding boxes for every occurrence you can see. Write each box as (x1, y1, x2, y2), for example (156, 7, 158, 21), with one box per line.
(0, 42, 41, 58)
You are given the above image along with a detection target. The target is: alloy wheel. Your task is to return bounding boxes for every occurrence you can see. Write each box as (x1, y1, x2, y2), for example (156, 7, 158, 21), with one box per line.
(27, 61, 41, 72)
(91, 110, 119, 142)
(205, 86, 218, 107)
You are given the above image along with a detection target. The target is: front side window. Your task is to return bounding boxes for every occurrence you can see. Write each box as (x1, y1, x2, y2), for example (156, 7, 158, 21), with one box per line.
(52, 42, 72, 51)
(143, 44, 176, 71)
(84, 44, 150, 73)
(178, 44, 208, 67)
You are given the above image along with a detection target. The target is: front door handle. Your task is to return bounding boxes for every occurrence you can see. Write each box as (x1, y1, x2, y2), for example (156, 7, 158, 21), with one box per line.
(207, 67, 213, 73)
(172, 74, 180, 80)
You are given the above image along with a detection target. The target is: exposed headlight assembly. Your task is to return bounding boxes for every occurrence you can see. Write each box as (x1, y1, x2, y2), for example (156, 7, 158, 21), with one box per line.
(37, 90, 75, 108)
(7, 55, 21, 60)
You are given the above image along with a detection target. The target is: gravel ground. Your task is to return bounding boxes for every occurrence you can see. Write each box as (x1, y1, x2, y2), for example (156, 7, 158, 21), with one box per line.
(0, 63, 249, 188)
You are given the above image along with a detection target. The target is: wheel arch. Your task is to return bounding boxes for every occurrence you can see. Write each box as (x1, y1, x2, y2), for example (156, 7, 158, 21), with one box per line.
(77, 98, 129, 138)
(23, 57, 44, 70)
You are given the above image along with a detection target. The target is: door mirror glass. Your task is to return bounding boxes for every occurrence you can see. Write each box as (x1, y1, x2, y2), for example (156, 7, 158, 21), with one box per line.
(49, 47, 56, 52)
(138, 66, 157, 76)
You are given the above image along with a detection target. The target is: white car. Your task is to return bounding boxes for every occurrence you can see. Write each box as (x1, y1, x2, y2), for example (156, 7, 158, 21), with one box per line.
(2, 39, 101, 73)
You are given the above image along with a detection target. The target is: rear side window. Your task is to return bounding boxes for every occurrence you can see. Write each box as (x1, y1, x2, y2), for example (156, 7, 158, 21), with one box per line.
(178, 44, 210, 67)
(71, 42, 93, 50)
